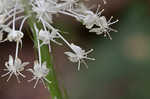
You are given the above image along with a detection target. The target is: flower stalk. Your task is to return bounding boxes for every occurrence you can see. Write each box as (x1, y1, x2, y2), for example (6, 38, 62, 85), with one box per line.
(21, 1, 63, 98)
(27, 16, 63, 99)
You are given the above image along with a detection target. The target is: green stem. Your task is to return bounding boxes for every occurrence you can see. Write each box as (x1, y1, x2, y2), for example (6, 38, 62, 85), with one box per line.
(28, 18, 63, 99)
(22, 1, 66, 98)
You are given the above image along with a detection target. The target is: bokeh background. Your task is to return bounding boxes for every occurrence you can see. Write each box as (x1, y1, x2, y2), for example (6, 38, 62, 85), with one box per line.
(1, 0, 150, 99)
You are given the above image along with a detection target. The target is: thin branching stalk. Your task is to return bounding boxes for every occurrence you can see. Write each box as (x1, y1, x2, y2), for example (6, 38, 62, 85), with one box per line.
(28, 17, 63, 99)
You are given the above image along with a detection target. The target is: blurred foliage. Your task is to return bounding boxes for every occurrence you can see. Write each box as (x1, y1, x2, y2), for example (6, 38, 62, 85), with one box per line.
(70, 0, 150, 99)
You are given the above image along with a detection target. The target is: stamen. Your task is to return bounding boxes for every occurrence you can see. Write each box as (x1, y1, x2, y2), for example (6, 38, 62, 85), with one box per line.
(34, 78, 39, 88)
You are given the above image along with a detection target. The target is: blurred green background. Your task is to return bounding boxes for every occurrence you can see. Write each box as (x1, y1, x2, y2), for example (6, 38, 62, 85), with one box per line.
(64, 0, 150, 99)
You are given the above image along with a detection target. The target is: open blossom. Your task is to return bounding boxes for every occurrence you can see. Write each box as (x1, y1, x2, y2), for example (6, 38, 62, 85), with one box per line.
(4, 29, 24, 43)
(70, 4, 118, 39)
(73, 4, 104, 29)
(0, 8, 28, 44)
(27, 61, 51, 88)
(90, 16, 119, 40)
(38, 29, 62, 46)
(64, 43, 95, 70)
(0, 19, 25, 44)
(1, 55, 29, 82)
(82, 12, 100, 29)
(32, 0, 58, 23)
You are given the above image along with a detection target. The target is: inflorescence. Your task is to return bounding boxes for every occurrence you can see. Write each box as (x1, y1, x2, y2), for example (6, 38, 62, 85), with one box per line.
(0, 0, 118, 88)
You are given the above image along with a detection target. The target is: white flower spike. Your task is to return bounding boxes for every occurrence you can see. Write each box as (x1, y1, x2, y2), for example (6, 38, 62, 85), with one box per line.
(1, 55, 29, 83)
(64, 43, 95, 71)
(27, 61, 51, 88)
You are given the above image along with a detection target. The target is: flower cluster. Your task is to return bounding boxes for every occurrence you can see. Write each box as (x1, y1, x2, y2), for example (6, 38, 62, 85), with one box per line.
(0, 0, 118, 88)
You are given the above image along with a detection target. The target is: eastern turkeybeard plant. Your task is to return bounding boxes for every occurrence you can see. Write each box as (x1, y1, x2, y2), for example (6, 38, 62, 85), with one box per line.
(0, 0, 118, 99)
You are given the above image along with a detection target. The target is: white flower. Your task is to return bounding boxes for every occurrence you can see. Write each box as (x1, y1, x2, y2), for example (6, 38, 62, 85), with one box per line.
(27, 61, 51, 88)
(1, 55, 29, 82)
(82, 6, 104, 29)
(64, 43, 95, 70)
(0, 14, 28, 44)
(6, 29, 24, 42)
(32, 0, 58, 23)
(90, 16, 118, 40)
(38, 29, 50, 45)
(0, 26, 24, 44)
(38, 29, 62, 46)
(83, 13, 99, 29)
